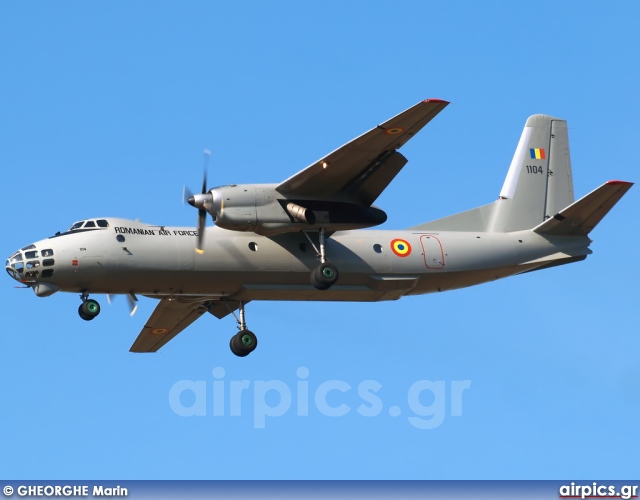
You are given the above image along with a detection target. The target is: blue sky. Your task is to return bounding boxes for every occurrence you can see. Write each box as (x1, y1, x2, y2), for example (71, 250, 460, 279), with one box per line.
(1, 1, 638, 480)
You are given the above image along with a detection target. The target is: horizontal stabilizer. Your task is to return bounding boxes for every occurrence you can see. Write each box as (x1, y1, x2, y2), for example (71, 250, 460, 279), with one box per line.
(533, 180, 633, 236)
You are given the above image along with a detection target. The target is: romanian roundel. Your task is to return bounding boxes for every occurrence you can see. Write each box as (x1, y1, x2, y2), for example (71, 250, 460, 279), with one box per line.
(385, 127, 404, 135)
(390, 239, 412, 257)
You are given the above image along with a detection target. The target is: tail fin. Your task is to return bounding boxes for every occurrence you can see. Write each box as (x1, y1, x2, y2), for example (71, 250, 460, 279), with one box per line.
(489, 115, 574, 232)
(410, 115, 575, 233)
(409, 115, 632, 235)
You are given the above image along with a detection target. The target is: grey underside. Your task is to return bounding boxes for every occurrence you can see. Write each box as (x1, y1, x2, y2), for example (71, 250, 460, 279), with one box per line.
(47, 223, 594, 301)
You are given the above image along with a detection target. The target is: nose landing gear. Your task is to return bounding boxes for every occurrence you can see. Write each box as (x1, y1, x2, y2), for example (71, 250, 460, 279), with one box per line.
(228, 302, 257, 357)
(78, 292, 100, 321)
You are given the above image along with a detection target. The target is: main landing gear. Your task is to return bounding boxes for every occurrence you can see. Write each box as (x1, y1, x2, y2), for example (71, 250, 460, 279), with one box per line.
(305, 228, 339, 290)
(228, 302, 258, 357)
(78, 291, 100, 321)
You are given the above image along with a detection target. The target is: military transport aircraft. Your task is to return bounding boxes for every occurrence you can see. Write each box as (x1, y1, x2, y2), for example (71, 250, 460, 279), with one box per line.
(5, 99, 632, 357)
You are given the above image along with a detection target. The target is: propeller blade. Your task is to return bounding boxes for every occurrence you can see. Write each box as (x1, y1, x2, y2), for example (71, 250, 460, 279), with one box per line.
(127, 292, 139, 317)
(195, 149, 210, 254)
(106, 293, 137, 317)
(196, 208, 206, 254)
(182, 185, 194, 205)
(202, 149, 210, 194)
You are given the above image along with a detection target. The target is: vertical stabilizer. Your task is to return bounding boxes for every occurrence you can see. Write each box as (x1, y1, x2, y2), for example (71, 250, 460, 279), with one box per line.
(489, 115, 574, 232)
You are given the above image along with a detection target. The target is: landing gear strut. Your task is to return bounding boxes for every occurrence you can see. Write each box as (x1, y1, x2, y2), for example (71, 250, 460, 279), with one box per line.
(228, 302, 257, 357)
(306, 228, 339, 290)
(78, 291, 100, 321)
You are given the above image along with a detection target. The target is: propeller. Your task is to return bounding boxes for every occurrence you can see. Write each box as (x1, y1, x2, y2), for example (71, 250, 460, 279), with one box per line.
(106, 292, 139, 316)
(186, 149, 214, 254)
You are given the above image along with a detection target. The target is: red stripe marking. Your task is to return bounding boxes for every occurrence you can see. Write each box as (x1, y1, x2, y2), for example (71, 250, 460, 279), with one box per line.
(606, 180, 634, 185)
(539, 148, 546, 159)
(423, 98, 449, 103)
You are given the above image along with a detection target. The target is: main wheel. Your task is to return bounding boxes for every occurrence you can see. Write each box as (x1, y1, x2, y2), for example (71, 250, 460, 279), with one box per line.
(230, 329, 258, 357)
(78, 304, 91, 321)
(310, 262, 339, 290)
(79, 299, 100, 321)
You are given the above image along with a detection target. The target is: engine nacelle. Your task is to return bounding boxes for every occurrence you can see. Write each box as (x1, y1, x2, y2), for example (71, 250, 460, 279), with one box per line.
(210, 185, 270, 232)
(209, 184, 387, 235)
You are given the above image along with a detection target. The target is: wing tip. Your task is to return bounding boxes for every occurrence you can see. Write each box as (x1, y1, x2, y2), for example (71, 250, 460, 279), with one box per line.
(606, 180, 634, 186)
(423, 98, 450, 104)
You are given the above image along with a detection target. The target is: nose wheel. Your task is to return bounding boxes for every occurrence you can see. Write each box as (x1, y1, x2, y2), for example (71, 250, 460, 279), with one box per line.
(78, 292, 101, 321)
(228, 302, 258, 357)
(305, 228, 339, 290)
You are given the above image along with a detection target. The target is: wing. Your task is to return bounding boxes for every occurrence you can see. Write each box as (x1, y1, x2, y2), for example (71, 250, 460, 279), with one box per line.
(129, 298, 211, 353)
(276, 98, 449, 205)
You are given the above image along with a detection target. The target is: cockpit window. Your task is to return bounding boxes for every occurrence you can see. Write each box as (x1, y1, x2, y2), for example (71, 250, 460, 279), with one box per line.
(41, 249, 54, 257)
(25, 251, 38, 259)
(21, 244, 36, 251)
(65, 219, 108, 231)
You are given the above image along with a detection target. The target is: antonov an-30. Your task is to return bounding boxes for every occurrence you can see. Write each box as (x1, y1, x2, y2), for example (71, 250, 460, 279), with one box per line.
(5, 100, 632, 356)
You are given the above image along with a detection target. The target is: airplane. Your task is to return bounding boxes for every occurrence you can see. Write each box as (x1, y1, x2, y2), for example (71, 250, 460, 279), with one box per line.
(5, 99, 633, 357)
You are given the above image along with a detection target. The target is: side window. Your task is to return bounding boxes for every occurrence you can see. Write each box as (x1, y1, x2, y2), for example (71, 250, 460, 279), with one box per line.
(97, 219, 109, 227)
(43, 259, 55, 267)
(25, 251, 38, 259)
(84, 221, 96, 228)
(41, 249, 54, 257)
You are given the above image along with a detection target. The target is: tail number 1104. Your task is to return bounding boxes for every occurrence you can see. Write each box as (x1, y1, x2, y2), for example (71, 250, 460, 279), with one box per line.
(525, 165, 544, 174)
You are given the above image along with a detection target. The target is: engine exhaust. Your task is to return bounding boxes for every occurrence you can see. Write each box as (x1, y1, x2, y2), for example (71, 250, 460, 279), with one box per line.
(286, 203, 316, 224)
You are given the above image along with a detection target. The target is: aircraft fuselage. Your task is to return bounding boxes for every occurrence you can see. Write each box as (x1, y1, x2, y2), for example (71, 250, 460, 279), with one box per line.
(8, 217, 591, 304)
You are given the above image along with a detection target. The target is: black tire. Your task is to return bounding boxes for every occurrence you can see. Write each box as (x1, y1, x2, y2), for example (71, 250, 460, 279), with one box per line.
(230, 329, 258, 357)
(310, 262, 339, 290)
(78, 304, 93, 321)
(79, 299, 100, 320)
(230, 335, 250, 357)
